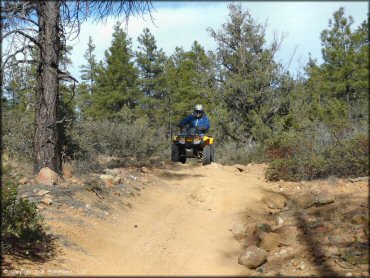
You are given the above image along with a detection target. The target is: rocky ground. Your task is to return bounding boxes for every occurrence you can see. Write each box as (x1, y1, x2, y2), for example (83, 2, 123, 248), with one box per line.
(1, 160, 368, 276)
(233, 166, 369, 276)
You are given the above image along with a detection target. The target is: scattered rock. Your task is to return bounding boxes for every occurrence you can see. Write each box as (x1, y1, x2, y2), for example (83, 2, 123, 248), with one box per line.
(279, 249, 288, 255)
(261, 192, 286, 209)
(104, 168, 121, 176)
(37, 189, 50, 196)
(141, 167, 149, 173)
(36, 167, 60, 185)
(298, 262, 305, 270)
(273, 225, 298, 246)
(235, 164, 248, 173)
(238, 246, 267, 269)
(257, 266, 264, 273)
(232, 223, 248, 240)
(295, 192, 316, 208)
(41, 195, 53, 205)
(314, 191, 335, 205)
(254, 223, 272, 237)
(240, 234, 260, 248)
(100, 174, 121, 187)
(275, 217, 284, 226)
(259, 231, 280, 251)
(323, 246, 339, 257)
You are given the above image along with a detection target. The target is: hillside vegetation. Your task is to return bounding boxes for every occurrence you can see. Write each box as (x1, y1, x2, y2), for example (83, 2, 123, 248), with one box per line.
(3, 4, 368, 180)
(1, 3, 368, 261)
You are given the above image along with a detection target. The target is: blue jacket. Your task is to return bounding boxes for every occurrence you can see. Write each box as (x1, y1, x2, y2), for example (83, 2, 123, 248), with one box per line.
(178, 113, 210, 133)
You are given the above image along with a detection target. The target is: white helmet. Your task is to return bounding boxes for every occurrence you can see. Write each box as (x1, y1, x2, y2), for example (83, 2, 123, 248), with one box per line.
(194, 104, 204, 118)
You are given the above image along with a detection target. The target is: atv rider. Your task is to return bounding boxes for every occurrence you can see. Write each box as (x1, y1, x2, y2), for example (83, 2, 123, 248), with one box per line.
(178, 104, 210, 134)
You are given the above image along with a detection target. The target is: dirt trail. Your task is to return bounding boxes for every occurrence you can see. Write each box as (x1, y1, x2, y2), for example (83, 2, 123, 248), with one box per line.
(53, 162, 268, 276)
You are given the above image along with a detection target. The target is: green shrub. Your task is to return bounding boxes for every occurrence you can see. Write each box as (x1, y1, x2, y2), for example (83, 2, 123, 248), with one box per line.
(64, 116, 168, 171)
(1, 181, 50, 254)
(265, 123, 369, 181)
(2, 110, 34, 161)
(216, 141, 267, 165)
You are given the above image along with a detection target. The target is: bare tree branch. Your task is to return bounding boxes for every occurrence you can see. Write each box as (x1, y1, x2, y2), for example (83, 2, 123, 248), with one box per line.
(1, 45, 35, 70)
(3, 29, 41, 48)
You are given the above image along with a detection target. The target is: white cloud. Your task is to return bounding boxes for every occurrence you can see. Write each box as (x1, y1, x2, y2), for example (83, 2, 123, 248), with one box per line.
(68, 1, 368, 80)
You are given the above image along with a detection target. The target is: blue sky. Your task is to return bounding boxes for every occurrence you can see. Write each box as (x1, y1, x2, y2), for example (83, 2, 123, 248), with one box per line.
(68, 1, 368, 80)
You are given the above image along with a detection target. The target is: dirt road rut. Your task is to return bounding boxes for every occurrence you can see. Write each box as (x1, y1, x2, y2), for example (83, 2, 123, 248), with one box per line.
(46, 162, 268, 275)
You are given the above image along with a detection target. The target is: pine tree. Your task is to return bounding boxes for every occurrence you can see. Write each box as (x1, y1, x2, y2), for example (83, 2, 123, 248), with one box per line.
(318, 7, 368, 120)
(301, 7, 368, 131)
(208, 3, 292, 144)
(135, 28, 167, 124)
(165, 41, 217, 132)
(90, 23, 140, 119)
(77, 36, 98, 119)
(81, 36, 98, 95)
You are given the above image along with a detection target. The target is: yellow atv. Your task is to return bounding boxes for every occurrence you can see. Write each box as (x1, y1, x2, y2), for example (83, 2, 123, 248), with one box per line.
(171, 127, 215, 165)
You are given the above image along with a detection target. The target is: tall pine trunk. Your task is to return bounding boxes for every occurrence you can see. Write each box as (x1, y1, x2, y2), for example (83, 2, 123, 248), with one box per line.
(34, 1, 62, 174)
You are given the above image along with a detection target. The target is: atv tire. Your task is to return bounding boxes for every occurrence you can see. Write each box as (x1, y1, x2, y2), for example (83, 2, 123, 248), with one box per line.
(210, 145, 215, 162)
(171, 144, 179, 162)
(179, 156, 187, 164)
(202, 145, 211, 165)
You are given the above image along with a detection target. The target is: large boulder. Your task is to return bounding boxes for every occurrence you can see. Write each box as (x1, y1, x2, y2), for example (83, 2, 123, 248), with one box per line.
(238, 246, 267, 269)
(261, 192, 286, 209)
(36, 167, 60, 185)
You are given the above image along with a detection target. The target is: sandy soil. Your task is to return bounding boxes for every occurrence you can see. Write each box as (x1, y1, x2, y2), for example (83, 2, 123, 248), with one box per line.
(50, 162, 267, 275)
(2, 161, 368, 276)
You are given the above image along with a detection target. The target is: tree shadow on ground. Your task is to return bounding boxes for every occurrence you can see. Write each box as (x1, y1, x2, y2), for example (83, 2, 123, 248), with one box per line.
(1, 233, 58, 273)
(277, 190, 368, 276)
(155, 170, 204, 180)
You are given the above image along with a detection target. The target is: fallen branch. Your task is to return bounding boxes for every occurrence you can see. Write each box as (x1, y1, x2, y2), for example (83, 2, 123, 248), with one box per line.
(92, 187, 103, 199)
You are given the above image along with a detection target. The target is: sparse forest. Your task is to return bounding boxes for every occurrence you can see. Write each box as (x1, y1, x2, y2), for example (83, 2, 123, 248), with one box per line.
(1, 2, 368, 272)
(3, 3, 368, 179)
